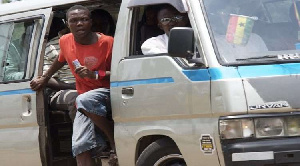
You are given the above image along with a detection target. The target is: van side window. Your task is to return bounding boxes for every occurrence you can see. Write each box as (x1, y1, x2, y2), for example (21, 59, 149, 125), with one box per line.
(130, 6, 164, 55)
(129, 5, 201, 68)
(0, 23, 13, 81)
(0, 20, 34, 82)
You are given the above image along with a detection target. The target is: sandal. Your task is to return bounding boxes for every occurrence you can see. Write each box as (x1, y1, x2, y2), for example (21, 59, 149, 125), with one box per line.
(108, 150, 119, 166)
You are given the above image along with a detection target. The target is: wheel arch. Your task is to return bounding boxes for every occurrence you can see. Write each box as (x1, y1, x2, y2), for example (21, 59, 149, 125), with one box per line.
(135, 135, 179, 162)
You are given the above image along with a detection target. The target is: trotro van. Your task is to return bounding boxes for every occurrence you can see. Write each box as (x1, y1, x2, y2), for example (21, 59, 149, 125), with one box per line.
(1, 0, 300, 165)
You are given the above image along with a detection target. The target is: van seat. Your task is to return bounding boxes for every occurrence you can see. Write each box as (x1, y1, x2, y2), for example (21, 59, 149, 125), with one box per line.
(140, 24, 164, 44)
(50, 110, 72, 124)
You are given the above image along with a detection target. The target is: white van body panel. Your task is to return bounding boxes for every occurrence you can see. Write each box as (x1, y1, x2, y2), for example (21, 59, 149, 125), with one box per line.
(0, 7, 52, 166)
(115, 118, 221, 166)
(239, 65, 300, 113)
(110, 0, 131, 82)
(111, 1, 223, 164)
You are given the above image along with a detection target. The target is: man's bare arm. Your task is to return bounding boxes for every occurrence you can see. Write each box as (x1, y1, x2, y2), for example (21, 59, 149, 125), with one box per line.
(30, 57, 65, 91)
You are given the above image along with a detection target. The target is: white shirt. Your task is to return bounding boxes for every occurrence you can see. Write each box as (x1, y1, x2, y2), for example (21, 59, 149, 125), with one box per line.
(215, 33, 268, 62)
(141, 33, 169, 55)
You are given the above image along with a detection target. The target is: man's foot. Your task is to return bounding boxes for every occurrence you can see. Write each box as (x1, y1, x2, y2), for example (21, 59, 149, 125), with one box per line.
(108, 150, 118, 166)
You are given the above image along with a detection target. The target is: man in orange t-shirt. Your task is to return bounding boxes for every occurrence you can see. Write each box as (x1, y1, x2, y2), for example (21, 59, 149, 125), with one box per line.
(30, 5, 116, 166)
(58, 30, 112, 94)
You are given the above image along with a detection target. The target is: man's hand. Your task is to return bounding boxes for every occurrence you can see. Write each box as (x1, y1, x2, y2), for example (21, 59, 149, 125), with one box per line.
(75, 66, 95, 79)
(30, 57, 65, 91)
(30, 76, 49, 91)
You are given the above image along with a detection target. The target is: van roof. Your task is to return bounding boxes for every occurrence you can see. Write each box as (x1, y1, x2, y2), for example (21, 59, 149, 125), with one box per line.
(0, 0, 119, 16)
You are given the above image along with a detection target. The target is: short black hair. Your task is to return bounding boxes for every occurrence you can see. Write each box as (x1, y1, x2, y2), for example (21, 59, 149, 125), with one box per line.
(66, 5, 91, 20)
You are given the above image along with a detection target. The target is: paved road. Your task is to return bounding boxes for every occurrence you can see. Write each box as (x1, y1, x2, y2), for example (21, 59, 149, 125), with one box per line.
(95, 157, 110, 166)
(102, 158, 109, 166)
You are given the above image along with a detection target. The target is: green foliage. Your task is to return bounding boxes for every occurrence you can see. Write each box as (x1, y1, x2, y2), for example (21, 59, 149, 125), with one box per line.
(2, 0, 21, 4)
(2, 0, 12, 3)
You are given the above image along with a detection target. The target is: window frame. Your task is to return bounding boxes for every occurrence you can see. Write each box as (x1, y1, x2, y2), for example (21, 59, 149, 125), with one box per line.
(128, 4, 206, 69)
(0, 15, 45, 83)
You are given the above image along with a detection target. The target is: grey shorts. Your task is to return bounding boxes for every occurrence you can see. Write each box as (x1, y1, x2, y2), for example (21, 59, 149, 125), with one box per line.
(76, 88, 110, 117)
(72, 88, 111, 157)
(72, 111, 107, 157)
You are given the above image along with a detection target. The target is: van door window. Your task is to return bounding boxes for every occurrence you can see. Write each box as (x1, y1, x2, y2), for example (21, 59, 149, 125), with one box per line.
(0, 20, 34, 82)
(129, 5, 198, 68)
(0, 23, 13, 81)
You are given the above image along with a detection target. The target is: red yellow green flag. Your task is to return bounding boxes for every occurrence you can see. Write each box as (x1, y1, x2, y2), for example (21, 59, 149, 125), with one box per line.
(226, 14, 255, 45)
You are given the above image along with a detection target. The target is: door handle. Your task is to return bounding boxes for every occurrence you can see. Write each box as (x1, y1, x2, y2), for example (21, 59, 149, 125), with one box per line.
(122, 87, 134, 95)
(22, 95, 32, 117)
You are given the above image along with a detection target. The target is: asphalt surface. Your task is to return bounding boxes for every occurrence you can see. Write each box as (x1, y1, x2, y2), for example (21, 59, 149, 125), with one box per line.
(102, 159, 109, 166)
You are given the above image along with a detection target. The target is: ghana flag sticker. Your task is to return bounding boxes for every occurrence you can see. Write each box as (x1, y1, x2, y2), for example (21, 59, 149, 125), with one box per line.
(226, 14, 257, 45)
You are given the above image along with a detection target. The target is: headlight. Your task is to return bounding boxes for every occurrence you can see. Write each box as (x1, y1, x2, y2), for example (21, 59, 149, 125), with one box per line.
(220, 115, 300, 140)
(219, 119, 254, 139)
(287, 117, 300, 136)
(255, 118, 284, 138)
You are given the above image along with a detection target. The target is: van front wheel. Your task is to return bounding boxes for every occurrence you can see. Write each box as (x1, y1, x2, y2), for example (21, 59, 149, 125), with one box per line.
(136, 138, 186, 166)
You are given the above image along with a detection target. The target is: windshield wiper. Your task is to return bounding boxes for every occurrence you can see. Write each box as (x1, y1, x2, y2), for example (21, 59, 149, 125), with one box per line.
(236, 55, 279, 61)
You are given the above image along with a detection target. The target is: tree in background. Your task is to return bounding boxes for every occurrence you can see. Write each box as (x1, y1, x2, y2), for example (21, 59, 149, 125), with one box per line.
(2, 0, 21, 3)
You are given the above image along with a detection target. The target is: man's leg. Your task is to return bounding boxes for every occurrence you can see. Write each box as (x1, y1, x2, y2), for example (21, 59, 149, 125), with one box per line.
(72, 111, 107, 165)
(83, 111, 115, 150)
(76, 151, 95, 166)
(76, 88, 115, 150)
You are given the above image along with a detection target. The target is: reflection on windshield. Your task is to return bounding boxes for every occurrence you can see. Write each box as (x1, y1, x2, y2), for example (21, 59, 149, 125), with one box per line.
(204, 0, 300, 64)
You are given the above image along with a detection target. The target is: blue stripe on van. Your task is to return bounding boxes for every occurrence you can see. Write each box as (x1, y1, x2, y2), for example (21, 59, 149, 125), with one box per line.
(183, 63, 300, 81)
(238, 63, 300, 78)
(182, 67, 240, 81)
(209, 67, 240, 80)
(111, 63, 300, 87)
(110, 77, 174, 87)
(0, 88, 34, 96)
(182, 69, 210, 81)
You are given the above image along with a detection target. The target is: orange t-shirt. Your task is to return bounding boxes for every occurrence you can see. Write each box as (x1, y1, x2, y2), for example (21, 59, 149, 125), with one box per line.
(58, 33, 113, 94)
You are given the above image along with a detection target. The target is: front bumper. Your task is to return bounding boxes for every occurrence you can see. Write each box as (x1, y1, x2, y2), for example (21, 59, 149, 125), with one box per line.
(222, 137, 300, 166)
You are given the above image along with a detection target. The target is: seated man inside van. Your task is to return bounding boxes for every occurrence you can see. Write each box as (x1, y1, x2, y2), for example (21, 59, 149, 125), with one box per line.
(207, 0, 268, 62)
(43, 17, 78, 121)
(141, 4, 190, 55)
(139, 5, 164, 44)
(91, 9, 116, 37)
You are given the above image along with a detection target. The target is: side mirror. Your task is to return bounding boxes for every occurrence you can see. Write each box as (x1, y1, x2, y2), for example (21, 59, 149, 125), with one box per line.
(168, 27, 194, 58)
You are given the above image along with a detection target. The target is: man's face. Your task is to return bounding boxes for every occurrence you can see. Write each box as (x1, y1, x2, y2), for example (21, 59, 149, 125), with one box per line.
(157, 7, 188, 36)
(67, 9, 92, 39)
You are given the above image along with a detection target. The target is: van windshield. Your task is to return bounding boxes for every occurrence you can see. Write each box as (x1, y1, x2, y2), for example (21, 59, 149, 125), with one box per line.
(203, 0, 300, 65)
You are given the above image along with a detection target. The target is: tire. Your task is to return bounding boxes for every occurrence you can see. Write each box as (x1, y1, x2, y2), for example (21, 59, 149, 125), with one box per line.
(136, 138, 187, 166)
